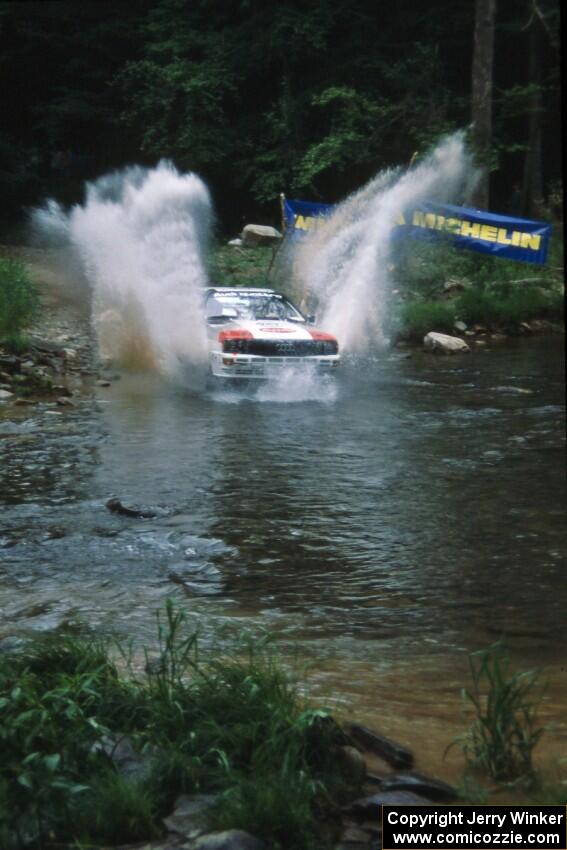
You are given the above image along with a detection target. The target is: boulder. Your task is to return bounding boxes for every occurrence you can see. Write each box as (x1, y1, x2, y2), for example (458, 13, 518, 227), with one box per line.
(362, 750, 395, 781)
(0, 389, 14, 400)
(163, 793, 218, 837)
(92, 734, 156, 782)
(0, 354, 20, 373)
(423, 332, 470, 354)
(345, 790, 433, 821)
(335, 745, 367, 783)
(379, 771, 458, 801)
(443, 278, 469, 294)
(344, 723, 414, 770)
(188, 830, 265, 850)
(240, 224, 282, 247)
(336, 822, 375, 846)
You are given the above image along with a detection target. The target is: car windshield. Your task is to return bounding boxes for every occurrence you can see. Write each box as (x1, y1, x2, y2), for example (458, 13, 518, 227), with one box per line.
(206, 292, 305, 322)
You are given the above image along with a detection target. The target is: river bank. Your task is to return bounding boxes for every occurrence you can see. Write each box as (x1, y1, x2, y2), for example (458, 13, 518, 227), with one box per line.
(1, 602, 466, 850)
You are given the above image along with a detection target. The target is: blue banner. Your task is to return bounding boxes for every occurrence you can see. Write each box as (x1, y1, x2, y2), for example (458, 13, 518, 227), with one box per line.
(283, 199, 332, 232)
(283, 198, 552, 265)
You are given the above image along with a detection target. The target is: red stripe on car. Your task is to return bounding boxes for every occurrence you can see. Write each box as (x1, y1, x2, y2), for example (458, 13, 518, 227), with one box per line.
(308, 330, 337, 342)
(218, 329, 254, 342)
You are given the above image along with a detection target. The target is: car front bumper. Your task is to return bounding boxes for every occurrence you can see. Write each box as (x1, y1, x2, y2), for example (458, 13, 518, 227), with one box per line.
(210, 352, 340, 379)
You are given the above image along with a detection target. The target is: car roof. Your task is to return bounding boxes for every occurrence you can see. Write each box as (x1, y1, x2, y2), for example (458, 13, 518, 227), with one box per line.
(206, 287, 282, 299)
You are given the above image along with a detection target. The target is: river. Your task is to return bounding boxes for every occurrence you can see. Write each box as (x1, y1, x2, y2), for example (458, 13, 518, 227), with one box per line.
(1, 335, 565, 784)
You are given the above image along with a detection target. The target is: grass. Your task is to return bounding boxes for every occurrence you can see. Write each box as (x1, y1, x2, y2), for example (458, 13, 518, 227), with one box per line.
(391, 229, 564, 339)
(457, 286, 563, 328)
(394, 282, 563, 340)
(452, 645, 545, 785)
(0, 601, 355, 850)
(397, 300, 456, 338)
(0, 258, 39, 349)
(210, 243, 279, 288)
(393, 230, 564, 295)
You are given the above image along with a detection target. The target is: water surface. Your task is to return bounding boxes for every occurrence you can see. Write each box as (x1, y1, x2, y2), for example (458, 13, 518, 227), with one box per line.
(1, 337, 565, 780)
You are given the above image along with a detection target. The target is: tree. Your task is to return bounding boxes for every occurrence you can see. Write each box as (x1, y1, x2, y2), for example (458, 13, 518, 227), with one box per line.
(471, 0, 497, 209)
(520, 0, 560, 217)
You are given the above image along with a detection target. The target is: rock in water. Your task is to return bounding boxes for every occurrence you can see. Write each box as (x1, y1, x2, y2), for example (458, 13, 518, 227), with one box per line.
(189, 830, 266, 850)
(344, 723, 414, 769)
(346, 790, 433, 820)
(379, 772, 458, 801)
(335, 745, 367, 783)
(105, 497, 157, 518)
(423, 332, 470, 354)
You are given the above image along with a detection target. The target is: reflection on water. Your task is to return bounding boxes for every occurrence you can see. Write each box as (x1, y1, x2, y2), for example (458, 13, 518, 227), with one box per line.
(1, 337, 565, 779)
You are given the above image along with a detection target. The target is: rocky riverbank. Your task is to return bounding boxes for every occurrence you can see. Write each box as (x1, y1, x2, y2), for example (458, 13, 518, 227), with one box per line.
(0, 618, 460, 850)
(103, 722, 459, 850)
(0, 245, 113, 410)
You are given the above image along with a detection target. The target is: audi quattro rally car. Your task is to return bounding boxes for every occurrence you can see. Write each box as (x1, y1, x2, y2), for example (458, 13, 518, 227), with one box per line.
(205, 287, 340, 379)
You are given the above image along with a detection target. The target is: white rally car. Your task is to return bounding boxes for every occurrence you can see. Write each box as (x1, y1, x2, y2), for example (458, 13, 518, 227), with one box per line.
(205, 287, 340, 380)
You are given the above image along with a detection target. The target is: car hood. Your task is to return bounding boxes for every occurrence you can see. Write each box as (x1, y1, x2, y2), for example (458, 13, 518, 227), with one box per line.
(226, 319, 318, 341)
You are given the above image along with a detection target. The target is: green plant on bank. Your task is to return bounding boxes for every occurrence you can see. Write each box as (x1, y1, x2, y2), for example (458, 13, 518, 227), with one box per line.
(453, 645, 545, 785)
(391, 233, 564, 339)
(396, 285, 564, 339)
(457, 286, 563, 327)
(394, 229, 564, 295)
(397, 300, 457, 337)
(210, 243, 278, 288)
(0, 601, 354, 850)
(390, 227, 564, 338)
(0, 258, 39, 349)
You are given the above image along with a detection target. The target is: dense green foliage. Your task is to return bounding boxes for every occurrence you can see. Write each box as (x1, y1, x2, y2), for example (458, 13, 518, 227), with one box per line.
(0, 258, 39, 345)
(0, 1, 561, 230)
(0, 602, 353, 849)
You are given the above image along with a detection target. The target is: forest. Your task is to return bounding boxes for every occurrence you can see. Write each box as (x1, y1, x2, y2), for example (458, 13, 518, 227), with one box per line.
(0, 0, 562, 232)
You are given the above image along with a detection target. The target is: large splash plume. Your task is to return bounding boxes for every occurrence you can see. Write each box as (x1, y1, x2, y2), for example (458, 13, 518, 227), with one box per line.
(32, 161, 212, 377)
(289, 133, 478, 352)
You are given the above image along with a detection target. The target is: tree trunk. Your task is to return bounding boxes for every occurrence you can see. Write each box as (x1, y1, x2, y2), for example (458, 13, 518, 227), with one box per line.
(521, 14, 544, 217)
(471, 0, 496, 210)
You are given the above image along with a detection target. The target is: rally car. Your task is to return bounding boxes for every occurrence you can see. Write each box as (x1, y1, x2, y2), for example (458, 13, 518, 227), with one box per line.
(205, 287, 340, 379)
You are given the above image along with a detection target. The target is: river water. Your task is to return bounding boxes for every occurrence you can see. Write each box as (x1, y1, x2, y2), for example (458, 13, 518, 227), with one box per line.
(1, 336, 565, 783)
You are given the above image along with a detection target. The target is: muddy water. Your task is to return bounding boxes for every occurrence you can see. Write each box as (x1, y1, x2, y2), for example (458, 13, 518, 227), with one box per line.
(1, 338, 565, 783)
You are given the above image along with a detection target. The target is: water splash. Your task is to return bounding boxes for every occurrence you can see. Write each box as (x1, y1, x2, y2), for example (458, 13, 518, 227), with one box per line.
(290, 133, 478, 352)
(31, 161, 212, 380)
(209, 365, 339, 405)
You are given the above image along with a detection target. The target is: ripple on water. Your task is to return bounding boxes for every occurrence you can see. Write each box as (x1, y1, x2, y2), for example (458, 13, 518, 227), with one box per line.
(0, 340, 565, 781)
